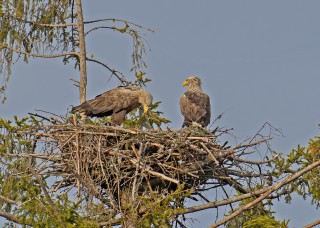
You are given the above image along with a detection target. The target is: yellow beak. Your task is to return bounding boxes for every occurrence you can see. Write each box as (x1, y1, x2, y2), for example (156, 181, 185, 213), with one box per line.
(182, 80, 189, 87)
(143, 105, 149, 114)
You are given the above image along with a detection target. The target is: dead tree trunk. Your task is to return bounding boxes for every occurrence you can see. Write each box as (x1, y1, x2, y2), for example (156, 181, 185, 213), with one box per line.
(76, 0, 87, 103)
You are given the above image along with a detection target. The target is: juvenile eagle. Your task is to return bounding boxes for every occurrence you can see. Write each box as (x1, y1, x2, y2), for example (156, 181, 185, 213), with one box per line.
(180, 76, 211, 128)
(72, 86, 153, 125)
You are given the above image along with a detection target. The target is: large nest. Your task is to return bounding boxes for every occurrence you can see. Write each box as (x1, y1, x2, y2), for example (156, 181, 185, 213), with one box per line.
(7, 115, 272, 225)
(54, 124, 227, 194)
(25, 119, 268, 203)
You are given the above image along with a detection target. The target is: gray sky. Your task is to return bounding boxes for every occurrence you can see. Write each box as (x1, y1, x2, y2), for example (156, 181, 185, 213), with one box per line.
(1, 1, 320, 227)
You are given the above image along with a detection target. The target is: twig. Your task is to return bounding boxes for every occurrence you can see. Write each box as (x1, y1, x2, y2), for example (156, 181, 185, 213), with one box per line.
(0, 210, 31, 226)
(304, 219, 320, 228)
(0, 195, 21, 206)
(208, 159, 320, 228)
(4, 15, 76, 27)
(200, 142, 219, 165)
(85, 26, 114, 36)
(233, 137, 271, 150)
(86, 58, 129, 86)
(26, 163, 62, 221)
(28, 112, 51, 122)
(146, 169, 180, 186)
(1, 44, 79, 58)
(83, 18, 154, 32)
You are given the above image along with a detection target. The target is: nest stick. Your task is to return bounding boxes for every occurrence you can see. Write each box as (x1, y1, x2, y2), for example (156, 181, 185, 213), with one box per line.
(200, 142, 220, 166)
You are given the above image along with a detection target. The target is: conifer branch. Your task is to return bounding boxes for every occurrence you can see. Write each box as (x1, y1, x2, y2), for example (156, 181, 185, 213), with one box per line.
(1, 44, 79, 58)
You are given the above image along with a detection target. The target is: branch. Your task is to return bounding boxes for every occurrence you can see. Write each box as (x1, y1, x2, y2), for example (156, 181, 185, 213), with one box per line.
(182, 159, 320, 216)
(209, 159, 320, 228)
(98, 218, 121, 227)
(5, 14, 76, 27)
(0, 195, 21, 206)
(86, 57, 129, 85)
(200, 142, 219, 165)
(27, 22, 76, 28)
(85, 26, 114, 36)
(147, 169, 180, 186)
(0, 210, 31, 226)
(233, 137, 271, 150)
(229, 154, 280, 165)
(84, 18, 154, 32)
(26, 163, 61, 220)
(304, 219, 320, 228)
(5, 153, 61, 162)
(1, 44, 79, 58)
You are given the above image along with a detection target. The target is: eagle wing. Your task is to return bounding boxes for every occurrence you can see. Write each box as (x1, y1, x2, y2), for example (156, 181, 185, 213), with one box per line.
(72, 86, 140, 117)
(180, 91, 211, 127)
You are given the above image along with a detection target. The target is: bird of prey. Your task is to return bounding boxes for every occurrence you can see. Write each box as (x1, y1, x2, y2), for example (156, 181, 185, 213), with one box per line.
(180, 76, 211, 128)
(72, 86, 153, 125)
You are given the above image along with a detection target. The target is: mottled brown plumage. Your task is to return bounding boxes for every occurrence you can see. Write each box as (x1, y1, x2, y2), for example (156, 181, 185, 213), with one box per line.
(180, 76, 211, 128)
(72, 86, 153, 125)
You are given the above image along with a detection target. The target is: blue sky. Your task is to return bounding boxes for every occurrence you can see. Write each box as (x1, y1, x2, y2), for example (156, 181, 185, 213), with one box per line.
(1, 1, 320, 227)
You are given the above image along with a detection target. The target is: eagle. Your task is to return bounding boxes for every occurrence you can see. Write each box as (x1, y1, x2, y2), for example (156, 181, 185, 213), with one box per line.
(180, 76, 211, 128)
(71, 86, 153, 125)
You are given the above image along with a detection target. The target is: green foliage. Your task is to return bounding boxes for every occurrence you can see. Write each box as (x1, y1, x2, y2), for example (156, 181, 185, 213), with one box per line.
(226, 199, 288, 228)
(0, 116, 99, 227)
(243, 215, 288, 228)
(1, 114, 320, 227)
(127, 186, 191, 228)
(72, 100, 171, 130)
(0, 0, 75, 101)
(123, 101, 171, 129)
(0, 1, 154, 102)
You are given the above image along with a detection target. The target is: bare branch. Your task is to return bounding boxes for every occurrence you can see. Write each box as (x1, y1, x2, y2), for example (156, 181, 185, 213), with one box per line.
(230, 154, 280, 165)
(85, 26, 114, 36)
(200, 142, 219, 165)
(233, 137, 271, 150)
(0, 195, 21, 207)
(86, 57, 129, 85)
(84, 18, 154, 32)
(304, 219, 320, 228)
(183, 160, 320, 216)
(209, 159, 320, 228)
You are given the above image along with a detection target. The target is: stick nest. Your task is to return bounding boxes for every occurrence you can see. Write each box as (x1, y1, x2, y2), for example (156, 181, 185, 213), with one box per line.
(31, 121, 233, 194)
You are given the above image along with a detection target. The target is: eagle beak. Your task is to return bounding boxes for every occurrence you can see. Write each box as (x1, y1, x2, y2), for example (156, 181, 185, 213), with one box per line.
(143, 105, 149, 114)
(182, 80, 189, 87)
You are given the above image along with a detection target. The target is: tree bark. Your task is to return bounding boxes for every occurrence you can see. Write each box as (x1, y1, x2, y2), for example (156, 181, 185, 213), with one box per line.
(76, 0, 87, 103)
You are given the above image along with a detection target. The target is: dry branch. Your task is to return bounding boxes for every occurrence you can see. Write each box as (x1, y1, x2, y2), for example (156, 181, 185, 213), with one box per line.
(209, 159, 320, 228)
(1, 116, 281, 227)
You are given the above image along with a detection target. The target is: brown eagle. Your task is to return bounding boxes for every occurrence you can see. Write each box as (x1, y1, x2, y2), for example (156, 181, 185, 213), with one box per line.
(180, 76, 211, 128)
(72, 86, 153, 125)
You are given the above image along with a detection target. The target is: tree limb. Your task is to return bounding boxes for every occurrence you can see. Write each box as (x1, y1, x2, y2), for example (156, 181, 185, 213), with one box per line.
(26, 163, 61, 220)
(0, 210, 31, 226)
(1, 44, 79, 58)
(209, 159, 320, 228)
(86, 57, 129, 85)
(304, 219, 320, 228)
(0, 195, 21, 207)
(182, 160, 320, 216)
(85, 26, 114, 36)
(84, 18, 154, 32)
(4, 14, 76, 27)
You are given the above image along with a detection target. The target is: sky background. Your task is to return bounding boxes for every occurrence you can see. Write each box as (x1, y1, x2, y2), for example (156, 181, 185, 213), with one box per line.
(1, 1, 320, 227)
